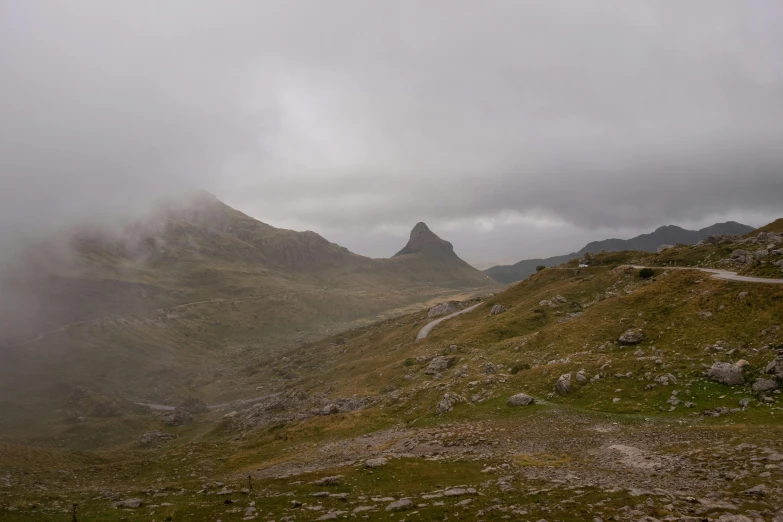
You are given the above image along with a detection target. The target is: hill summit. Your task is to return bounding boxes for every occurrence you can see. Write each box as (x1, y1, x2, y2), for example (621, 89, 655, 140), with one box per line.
(394, 222, 457, 259)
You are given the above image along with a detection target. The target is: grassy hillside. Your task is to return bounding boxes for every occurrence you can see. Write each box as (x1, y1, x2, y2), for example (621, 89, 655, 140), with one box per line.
(2, 245, 782, 520)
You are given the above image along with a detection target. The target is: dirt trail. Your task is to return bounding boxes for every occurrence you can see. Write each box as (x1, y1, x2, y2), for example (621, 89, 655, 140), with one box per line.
(631, 265, 783, 284)
(416, 302, 482, 340)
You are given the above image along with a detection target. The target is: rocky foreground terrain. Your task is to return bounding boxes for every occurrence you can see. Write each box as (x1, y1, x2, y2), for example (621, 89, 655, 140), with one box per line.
(2, 222, 783, 521)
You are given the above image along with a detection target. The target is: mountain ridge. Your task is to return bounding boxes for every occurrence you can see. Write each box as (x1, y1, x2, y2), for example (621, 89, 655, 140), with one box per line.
(484, 221, 754, 284)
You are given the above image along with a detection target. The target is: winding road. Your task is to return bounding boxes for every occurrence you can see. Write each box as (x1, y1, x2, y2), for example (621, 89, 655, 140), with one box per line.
(416, 302, 483, 340)
(416, 265, 783, 341)
(631, 266, 783, 285)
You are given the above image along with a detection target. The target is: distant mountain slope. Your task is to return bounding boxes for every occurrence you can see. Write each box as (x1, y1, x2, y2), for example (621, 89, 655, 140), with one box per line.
(484, 221, 754, 284)
(0, 194, 494, 342)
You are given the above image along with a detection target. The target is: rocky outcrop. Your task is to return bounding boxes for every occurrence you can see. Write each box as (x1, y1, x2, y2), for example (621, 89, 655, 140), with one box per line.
(425, 356, 456, 375)
(752, 378, 778, 393)
(489, 304, 507, 316)
(386, 498, 413, 511)
(435, 393, 465, 414)
(428, 302, 458, 318)
(707, 362, 745, 385)
(507, 393, 535, 406)
(365, 457, 387, 468)
(555, 373, 572, 395)
(765, 354, 783, 379)
(618, 329, 644, 345)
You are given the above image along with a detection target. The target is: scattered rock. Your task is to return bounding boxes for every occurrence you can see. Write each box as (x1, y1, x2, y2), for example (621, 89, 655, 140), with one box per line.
(385, 498, 413, 511)
(443, 488, 477, 497)
(365, 458, 387, 468)
(707, 362, 745, 385)
(435, 393, 465, 415)
(752, 378, 778, 393)
(743, 484, 767, 497)
(489, 305, 507, 316)
(483, 362, 497, 374)
(425, 356, 456, 375)
(765, 355, 783, 378)
(555, 373, 572, 395)
(428, 302, 458, 318)
(137, 431, 176, 446)
(507, 393, 535, 406)
(313, 475, 341, 486)
(619, 329, 644, 345)
(162, 409, 192, 427)
(113, 498, 144, 509)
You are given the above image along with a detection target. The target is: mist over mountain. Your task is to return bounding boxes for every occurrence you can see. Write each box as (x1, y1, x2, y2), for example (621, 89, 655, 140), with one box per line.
(484, 221, 754, 283)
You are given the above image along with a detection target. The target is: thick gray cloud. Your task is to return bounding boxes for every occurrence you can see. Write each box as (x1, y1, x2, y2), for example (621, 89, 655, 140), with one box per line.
(1, 1, 782, 265)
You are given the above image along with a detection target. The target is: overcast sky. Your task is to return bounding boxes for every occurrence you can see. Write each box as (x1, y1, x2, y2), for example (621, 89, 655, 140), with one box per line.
(2, 1, 783, 267)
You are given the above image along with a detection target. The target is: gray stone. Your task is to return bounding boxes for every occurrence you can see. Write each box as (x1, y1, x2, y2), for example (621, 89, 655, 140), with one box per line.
(707, 362, 744, 385)
(428, 302, 458, 318)
(619, 329, 644, 345)
(386, 498, 413, 511)
(113, 498, 144, 508)
(507, 393, 535, 406)
(738, 398, 751, 409)
(743, 484, 767, 497)
(752, 378, 778, 393)
(555, 373, 572, 395)
(435, 393, 465, 415)
(575, 370, 588, 384)
(489, 304, 507, 316)
(483, 362, 497, 374)
(365, 458, 387, 468)
(313, 475, 342, 486)
(443, 487, 477, 497)
(137, 431, 175, 446)
(765, 355, 783, 378)
(425, 356, 456, 375)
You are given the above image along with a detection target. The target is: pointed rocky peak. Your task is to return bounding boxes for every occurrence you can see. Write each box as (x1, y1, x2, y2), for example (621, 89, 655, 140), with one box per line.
(393, 222, 457, 258)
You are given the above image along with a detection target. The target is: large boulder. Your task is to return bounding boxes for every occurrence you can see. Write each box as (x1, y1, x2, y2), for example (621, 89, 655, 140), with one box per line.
(707, 362, 745, 385)
(425, 356, 456, 375)
(752, 378, 778, 393)
(428, 302, 458, 318)
(618, 329, 644, 345)
(554, 373, 572, 395)
(765, 354, 783, 379)
(507, 393, 535, 406)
